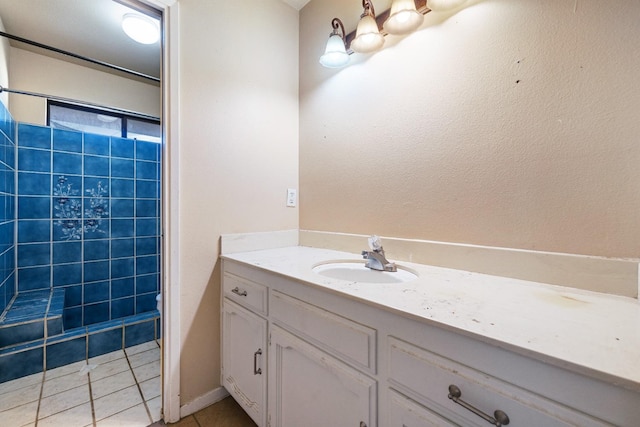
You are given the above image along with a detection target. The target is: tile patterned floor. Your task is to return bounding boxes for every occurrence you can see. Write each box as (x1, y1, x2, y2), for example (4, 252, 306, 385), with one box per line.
(0, 340, 161, 427)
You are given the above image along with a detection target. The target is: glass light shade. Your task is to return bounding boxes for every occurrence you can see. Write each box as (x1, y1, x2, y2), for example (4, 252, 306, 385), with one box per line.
(350, 14, 385, 53)
(319, 34, 350, 68)
(384, 0, 424, 35)
(427, 0, 468, 11)
(122, 13, 160, 45)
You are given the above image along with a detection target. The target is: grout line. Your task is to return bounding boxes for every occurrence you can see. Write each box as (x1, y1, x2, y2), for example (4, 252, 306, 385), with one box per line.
(33, 369, 46, 427)
(88, 372, 97, 427)
(124, 345, 154, 424)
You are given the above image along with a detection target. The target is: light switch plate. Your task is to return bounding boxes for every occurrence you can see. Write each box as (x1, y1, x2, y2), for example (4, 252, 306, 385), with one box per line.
(286, 188, 297, 207)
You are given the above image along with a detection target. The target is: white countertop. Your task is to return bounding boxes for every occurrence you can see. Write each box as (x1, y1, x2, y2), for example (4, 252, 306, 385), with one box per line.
(222, 246, 640, 392)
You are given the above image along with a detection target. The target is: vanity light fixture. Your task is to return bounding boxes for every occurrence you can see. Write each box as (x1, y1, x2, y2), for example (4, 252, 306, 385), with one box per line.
(350, 0, 385, 53)
(122, 13, 160, 45)
(426, 0, 468, 11)
(320, 0, 469, 69)
(384, 0, 425, 35)
(319, 18, 350, 68)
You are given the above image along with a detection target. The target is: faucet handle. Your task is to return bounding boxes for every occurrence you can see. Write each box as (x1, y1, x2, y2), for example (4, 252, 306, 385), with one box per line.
(368, 235, 383, 251)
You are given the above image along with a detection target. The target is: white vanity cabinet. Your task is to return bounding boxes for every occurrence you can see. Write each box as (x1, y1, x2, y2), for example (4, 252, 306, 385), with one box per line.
(221, 272, 268, 426)
(221, 257, 640, 427)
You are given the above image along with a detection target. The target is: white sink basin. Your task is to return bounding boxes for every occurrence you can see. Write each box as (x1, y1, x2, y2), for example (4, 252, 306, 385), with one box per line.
(312, 261, 418, 283)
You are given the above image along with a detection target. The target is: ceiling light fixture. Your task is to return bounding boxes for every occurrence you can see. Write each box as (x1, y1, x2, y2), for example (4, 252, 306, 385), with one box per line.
(122, 13, 160, 45)
(384, 0, 425, 35)
(350, 0, 385, 53)
(319, 18, 350, 69)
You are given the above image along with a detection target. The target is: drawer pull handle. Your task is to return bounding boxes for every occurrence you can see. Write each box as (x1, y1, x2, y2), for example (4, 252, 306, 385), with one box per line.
(448, 384, 510, 426)
(360, 423, 367, 427)
(232, 287, 248, 297)
(254, 349, 262, 375)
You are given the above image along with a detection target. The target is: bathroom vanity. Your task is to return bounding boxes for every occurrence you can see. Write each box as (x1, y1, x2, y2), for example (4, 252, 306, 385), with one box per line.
(220, 246, 640, 427)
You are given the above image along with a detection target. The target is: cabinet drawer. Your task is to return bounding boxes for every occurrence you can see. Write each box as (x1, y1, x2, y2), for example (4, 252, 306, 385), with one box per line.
(388, 388, 455, 427)
(223, 272, 268, 315)
(271, 290, 376, 373)
(388, 337, 611, 427)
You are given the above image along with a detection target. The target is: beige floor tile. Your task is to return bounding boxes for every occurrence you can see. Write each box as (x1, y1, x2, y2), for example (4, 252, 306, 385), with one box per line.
(45, 360, 87, 380)
(89, 358, 131, 382)
(89, 350, 126, 366)
(167, 414, 199, 427)
(146, 395, 162, 422)
(139, 376, 161, 401)
(37, 402, 93, 427)
(125, 341, 158, 356)
(193, 397, 257, 427)
(91, 369, 136, 399)
(38, 383, 90, 419)
(42, 371, 88, 397)
(128, 347, 160, 368)
(0, 372, 43, 396)
(0, 400, 38, 427)
(95, 402, 151, 427)
(93, 384, 143, 421)
(132, 359, 160, 383)
(0, 382, 41, 412)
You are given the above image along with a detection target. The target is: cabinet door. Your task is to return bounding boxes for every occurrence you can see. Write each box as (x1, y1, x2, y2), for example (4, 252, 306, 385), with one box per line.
(222, 299, 267, 427)
(268, 325, 376, 427)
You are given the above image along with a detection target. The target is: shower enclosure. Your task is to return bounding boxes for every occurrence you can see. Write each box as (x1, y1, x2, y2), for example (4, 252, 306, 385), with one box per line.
(0, 100, 161, 383)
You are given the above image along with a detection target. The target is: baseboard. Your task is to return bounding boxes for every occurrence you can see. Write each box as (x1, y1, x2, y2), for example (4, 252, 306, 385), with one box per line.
(179, 386, 230, 418)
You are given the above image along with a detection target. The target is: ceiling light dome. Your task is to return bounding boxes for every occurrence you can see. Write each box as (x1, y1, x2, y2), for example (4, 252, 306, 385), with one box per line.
(122, 13, 160, 45)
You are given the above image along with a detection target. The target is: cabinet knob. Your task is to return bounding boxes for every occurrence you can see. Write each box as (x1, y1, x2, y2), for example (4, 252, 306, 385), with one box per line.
(232, 287, 248, 297)
(448, 384, 510, 426)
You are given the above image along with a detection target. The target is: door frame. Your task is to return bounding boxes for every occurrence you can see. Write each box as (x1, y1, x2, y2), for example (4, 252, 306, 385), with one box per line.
(143, 0, 181, 423)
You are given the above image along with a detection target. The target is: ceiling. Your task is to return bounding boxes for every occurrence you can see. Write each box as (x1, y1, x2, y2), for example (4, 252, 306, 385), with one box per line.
(0, 0, 312, 86)
(0, 0, 161, 83)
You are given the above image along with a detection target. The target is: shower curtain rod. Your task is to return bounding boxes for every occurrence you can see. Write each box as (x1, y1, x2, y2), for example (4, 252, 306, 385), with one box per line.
(0, 86, 160, 122)
(0, 31, 160, 84)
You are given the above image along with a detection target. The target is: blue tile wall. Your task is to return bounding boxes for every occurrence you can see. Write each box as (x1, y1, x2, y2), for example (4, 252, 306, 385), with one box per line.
(13, 123, 161, 327)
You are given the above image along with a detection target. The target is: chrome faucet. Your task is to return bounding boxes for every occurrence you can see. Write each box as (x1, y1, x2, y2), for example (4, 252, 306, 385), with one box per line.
(362, 235, 397, 272)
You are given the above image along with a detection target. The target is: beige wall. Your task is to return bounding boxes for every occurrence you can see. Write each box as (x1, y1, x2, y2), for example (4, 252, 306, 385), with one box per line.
(0, 16, 9, 107)
(178, 0, 299, 404)
(299, 0, 640, 260)
(8, 48, 160, 124)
